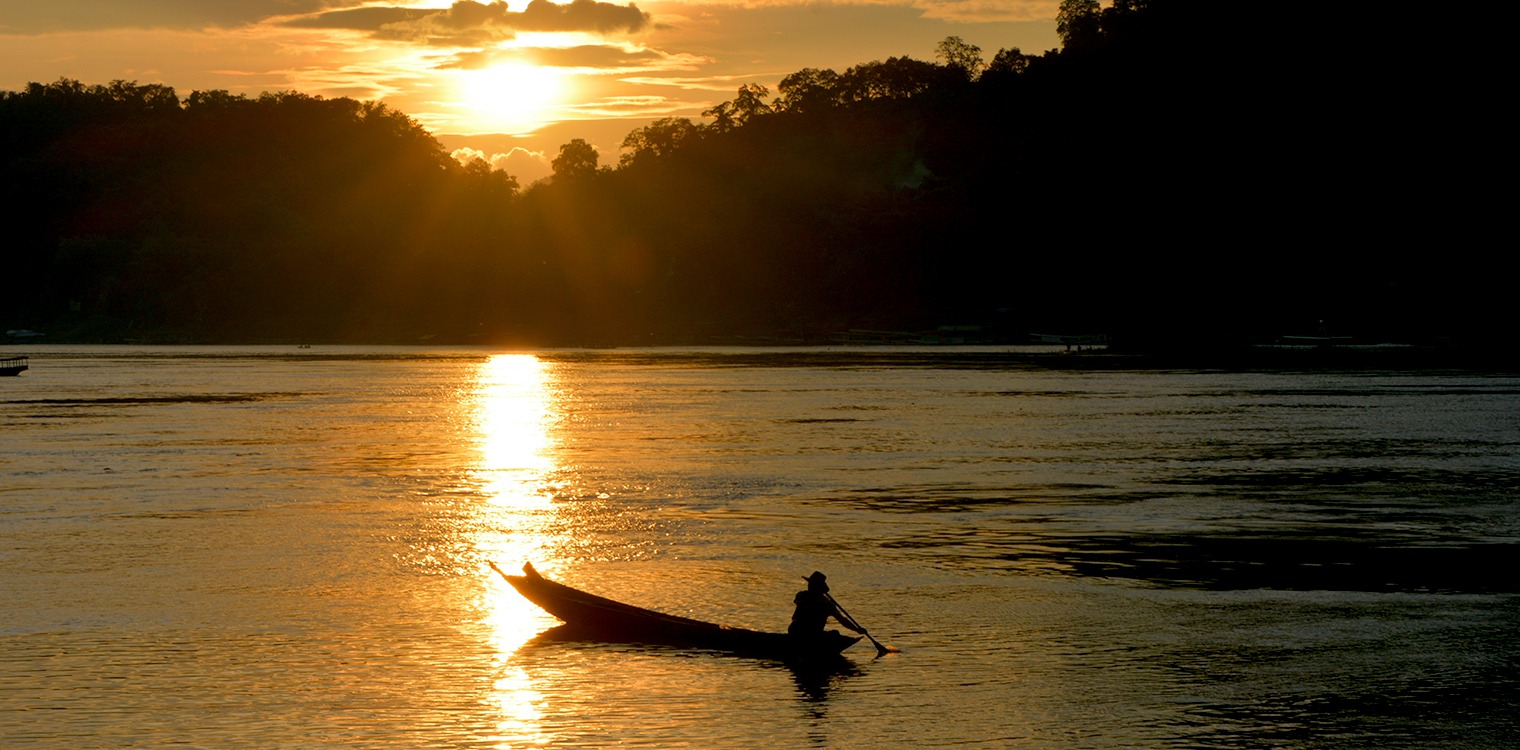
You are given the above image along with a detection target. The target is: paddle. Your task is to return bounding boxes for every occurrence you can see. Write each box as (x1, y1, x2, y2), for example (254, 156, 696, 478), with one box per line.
(826, 592, 900, 656)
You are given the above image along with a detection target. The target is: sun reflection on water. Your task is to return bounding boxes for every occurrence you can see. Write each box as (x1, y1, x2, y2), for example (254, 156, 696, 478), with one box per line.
(469, 354, 563, 747)
(475, 354, 555, 509)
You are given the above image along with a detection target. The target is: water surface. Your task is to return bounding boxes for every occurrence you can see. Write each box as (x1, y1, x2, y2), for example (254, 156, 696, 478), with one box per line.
(2, 346, 1516, 748)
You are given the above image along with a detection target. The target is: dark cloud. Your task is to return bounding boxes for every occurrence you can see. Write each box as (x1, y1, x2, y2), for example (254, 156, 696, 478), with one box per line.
(516, 0, 649, 34)
(1, 0, 333, 34)
(282, 0, 648, 45)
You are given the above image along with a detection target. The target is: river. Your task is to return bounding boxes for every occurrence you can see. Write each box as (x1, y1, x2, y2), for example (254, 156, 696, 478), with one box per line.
(2, 346, 1516, 748)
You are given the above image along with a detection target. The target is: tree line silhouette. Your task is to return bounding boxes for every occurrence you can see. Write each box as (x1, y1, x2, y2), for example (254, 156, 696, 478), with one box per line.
(1, 0, 1500, 350)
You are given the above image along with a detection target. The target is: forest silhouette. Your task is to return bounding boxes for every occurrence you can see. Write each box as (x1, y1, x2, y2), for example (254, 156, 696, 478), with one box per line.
(0, 0, 1501, 353)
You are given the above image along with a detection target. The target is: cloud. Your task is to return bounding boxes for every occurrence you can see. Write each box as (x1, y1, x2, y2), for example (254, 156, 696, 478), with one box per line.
(284, 0, 649, 45)
(911, 0, 1058, 23)
(565, 94, 694, 118)
(0, 1, 332, 34)
(516, 0, 650, 33)
(452, 146, 491, 163)
(634, 0, 1056, 24)
(531, 44, 681, 68)
(281, 6, 429, 33)
(451, 144, 548, 176)
(437, 43, 692, 71)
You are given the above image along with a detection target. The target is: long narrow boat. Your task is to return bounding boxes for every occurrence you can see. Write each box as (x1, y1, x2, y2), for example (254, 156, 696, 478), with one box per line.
(0, 356, 27, 376)
(492, 562, 861, 661)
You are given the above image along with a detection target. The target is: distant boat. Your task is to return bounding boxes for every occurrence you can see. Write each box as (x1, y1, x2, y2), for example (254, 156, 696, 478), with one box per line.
(492, 562, 862, 662)
(0, 356, 27, 376)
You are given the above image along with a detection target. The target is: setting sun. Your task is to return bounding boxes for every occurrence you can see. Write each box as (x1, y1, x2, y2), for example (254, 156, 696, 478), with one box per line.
(456, 63, 570, 132)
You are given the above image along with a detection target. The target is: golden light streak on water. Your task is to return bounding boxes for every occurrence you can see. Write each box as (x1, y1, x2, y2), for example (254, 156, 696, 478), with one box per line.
(475, 354, 555, 508)
(468, 354, 563, 747)
(488, 668, 549, 748)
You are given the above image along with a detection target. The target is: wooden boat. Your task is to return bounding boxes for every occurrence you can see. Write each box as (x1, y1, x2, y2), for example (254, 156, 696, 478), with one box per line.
(0, 356, 27, 376)
(493, 562, 861, 661)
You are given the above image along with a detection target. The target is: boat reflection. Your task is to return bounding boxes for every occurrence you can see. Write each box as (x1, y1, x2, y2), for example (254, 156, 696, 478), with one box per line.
(524, 624, 862, 702)
(788, 657, 861, 710)
(467, 354, 563, 746)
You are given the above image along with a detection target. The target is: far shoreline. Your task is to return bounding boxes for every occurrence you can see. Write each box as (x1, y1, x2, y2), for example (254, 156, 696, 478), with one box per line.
(5, 340, 1517, 373)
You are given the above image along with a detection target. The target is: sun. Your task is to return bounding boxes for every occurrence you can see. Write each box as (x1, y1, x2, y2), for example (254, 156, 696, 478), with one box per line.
(456, 63, 569, 132)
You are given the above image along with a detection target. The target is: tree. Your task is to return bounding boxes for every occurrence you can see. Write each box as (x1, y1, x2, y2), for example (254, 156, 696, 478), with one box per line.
(1057, 0, 1103, 50)
(105, 80, 181, 112)
(774, 68, 841, 114)
(702, 100, 736, 133)
(552, 138, 600, 180)
(731, 83, 771, 124)
(838, 57, 946, 102)
(935, 36, 986, 80)
(619, 117, 702, 167)
(987, 47, 1032, 76)
(186, 89, 252, 111)
(704, 83, 771, 133)
(460, 156, 520, 197)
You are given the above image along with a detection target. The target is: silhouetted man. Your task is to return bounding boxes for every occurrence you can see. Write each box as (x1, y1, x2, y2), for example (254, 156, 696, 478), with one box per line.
(789, 571, 866, 638)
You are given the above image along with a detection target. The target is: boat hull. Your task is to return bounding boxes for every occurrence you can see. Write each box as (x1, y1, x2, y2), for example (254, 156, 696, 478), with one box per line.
(496, 562, 861, 661)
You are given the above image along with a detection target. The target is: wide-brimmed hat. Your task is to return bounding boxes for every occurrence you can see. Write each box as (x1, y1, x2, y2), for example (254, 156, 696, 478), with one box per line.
(803, 571, 827, 584)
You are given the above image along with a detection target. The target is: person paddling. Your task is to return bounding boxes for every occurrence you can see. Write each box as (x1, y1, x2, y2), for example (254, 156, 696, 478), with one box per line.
(789, 571, 865, 637)
(789, 571, 900, 655)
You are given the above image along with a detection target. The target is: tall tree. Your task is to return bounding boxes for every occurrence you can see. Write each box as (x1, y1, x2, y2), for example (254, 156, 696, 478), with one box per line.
(987, 47, 1032, 76)
(552, 138, 600, 179)
(731, 83, 771, 124)
(935, 36, 986, 80)
(704, 83, 772, 133)
(1057, 0, 1103, 49)
(838, 57, 946, 102)
(619, 117, 702, 166)
(774, 68, 841, 114)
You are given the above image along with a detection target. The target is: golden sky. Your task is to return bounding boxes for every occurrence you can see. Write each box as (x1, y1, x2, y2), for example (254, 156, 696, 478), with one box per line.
(0, 0, 1059, 182)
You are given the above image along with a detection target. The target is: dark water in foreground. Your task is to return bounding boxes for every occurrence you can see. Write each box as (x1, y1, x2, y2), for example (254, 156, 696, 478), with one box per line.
(2, 346, 1516, 748)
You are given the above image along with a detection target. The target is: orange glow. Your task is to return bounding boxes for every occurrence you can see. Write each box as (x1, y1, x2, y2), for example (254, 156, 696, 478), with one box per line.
(455, 63, 571, 132)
